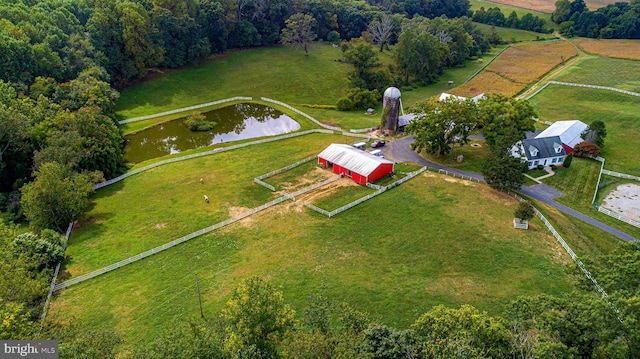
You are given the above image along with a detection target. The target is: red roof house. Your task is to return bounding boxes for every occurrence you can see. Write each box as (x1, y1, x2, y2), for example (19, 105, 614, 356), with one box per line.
(317, 144, 394, 185)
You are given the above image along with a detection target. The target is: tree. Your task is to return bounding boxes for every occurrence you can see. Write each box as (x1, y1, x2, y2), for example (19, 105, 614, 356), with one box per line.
(393, 25, 448, 85)
(552, 0, 572, 24)
(368, 15, 394, 52)
(572, 141, 602, 158)
(20, 162, 94, 232)
(406, 97, 478, 157)
(478, 94, 537, 149)
(13, 230, 65, 271)
(342, 38, 388, 91)
(221, 277, 296, 357)
(361, 324, 421, 359)
(482, 128, 528, 193)
(132, 318, 224, 358)
(280, 13, 317, 56)
(412, 304, 513, 358)
(514, 201, 534, 223)
(582, 120, 607, 147)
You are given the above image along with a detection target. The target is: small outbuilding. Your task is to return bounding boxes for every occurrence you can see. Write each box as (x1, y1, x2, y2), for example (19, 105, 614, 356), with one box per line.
(318, 144, 394, 185)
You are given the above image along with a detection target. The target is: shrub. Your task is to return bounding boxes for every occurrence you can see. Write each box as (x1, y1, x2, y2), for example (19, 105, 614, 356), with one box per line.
(327, 30, 340, 43)
(184, 114, 215, 131)
(551, 164, 557, 170)
(536, 164, 544, 170)
(514, 201, 534, 223)
(572, 142, 602, 158)
(336, 88, 379, 111)
(563, 153, 573, 168)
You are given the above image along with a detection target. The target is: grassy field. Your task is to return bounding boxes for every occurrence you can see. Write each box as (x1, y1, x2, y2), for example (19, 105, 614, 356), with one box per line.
(116, 44, 351, 119)
(50, 165, 576, 344)
(473, 22, 558, 43)
(116, 42, 505, 131)
(529, 86, 640, 176)
(550, 56, 640, 93)
(469, 0, 553, 21)
(574, 39, 640, 60)
(452, 40, 578, 97)
(63, 133, 345, 277)
(475, 0, 628, 13)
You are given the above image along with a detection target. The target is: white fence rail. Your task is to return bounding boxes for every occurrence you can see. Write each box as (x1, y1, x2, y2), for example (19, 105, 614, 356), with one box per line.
(602, 169, 640, 182)
(254, 156, 317, 191)
(54, 196, 288, 291)
(527, 81, 640, 100)
(306, 167, 428, 218)
(38, 222, 73, 335)
(437, 169, 485, 183)
(119, 97, 253, 124)
(350, 127, 378, 133)
(512, 194, 620, 315)
(260, 97, 342, 131)
(94, 129, 334, 190)
(598, 207, 640, 229)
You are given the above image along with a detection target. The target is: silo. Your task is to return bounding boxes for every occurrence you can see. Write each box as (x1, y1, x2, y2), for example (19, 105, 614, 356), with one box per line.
(382, 87, 401, 133)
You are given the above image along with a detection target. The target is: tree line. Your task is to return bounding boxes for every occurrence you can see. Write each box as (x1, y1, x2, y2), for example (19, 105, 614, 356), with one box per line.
(553, 0, 640, 38)
(472, 6, 551, 34)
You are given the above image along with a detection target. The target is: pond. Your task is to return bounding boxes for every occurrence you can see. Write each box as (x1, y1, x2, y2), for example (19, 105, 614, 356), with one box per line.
(124, 103, 300, 163)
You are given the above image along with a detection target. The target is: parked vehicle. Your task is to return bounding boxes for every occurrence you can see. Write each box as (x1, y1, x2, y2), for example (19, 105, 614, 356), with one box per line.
(371, 140, 385, 148)
(352, 142, 366, 150)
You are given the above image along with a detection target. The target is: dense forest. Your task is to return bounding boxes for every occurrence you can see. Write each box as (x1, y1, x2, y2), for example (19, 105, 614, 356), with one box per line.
(1, 0, 639, 356)
(553, 0, 640, 38)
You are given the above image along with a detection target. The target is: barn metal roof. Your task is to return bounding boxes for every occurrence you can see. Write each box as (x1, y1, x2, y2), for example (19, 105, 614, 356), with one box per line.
(535, 120, 587, 149)
(318, 144, 394, 176)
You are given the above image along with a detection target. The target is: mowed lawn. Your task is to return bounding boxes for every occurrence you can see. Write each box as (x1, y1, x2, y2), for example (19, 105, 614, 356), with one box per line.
(49, 170, 574, 345)
(551, 56, 640, 93)
(115, 43, 352, 119)
(530, 86, 640, 176)
(63, 132, 345, 277)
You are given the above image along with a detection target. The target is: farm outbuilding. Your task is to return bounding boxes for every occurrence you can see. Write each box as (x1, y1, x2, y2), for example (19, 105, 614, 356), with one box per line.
(318, 144, 394, 185)
(535, 120, 588, 153)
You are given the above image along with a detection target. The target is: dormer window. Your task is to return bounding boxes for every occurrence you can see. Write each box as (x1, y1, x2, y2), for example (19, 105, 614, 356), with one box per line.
(528, 145, 539, 157)
(553, 142, 563, 154)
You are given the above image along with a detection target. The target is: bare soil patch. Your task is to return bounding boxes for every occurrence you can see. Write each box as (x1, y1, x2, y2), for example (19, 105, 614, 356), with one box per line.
(154, 223, 168, 229)
(601, 183, 640, 222)
(574, 39, 640, 60)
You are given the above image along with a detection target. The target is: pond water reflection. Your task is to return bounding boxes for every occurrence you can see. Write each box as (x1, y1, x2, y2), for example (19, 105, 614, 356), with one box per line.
(124, 103, 300, 163)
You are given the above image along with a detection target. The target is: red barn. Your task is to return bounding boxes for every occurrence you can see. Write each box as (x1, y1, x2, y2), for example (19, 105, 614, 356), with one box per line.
(318, 144, 394, 185)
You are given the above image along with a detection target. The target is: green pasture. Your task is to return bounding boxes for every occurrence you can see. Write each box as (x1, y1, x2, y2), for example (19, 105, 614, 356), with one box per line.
(539, 157, 640, 239)
(50, 168, 574, 344)
(469, 0, 554, 24)
(530, 86, 640, 176)
(116, 44, 351, 120)
(63, 133, 345, 277)
(551, 56, 640, 93)
(473, 22, 558, 43)
(115, 42, 501, 131)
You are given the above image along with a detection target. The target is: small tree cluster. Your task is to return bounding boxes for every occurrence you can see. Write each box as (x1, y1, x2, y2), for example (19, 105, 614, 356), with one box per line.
(514, 201, 535, 223)
(572, 141, 602, 158)
(337, 88, 379, 111)
(184, 114, 215, 132)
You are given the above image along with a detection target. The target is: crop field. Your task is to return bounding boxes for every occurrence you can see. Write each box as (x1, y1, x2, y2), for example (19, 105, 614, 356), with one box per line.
(452, 40, 578, 97)
(50, 166, 575, 344)
(551, 56, 640, 93)
(530, 86, 640, 176)
(574, 39, 640, 60)
(474, 0, 628, 13)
